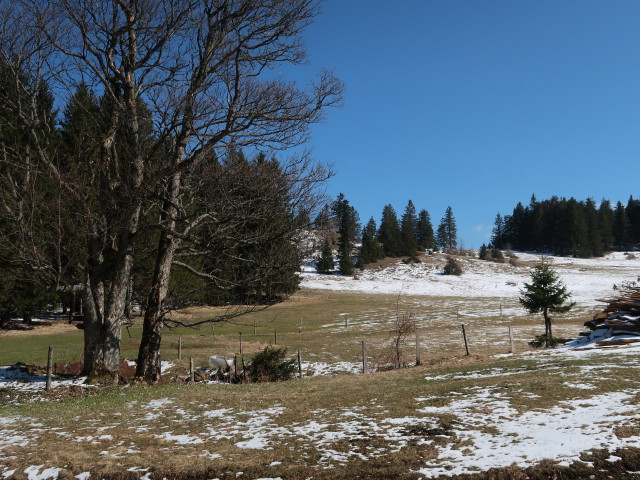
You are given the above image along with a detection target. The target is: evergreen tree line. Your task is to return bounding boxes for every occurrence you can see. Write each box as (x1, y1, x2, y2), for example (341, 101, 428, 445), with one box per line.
(0, 78, 310, 324)
(315, 195, 459, 273)
(491, 195, 640, 257)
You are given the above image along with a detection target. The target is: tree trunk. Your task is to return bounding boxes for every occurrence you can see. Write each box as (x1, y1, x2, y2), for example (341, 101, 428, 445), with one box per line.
(543, 307, 552, 348)
(82, 209, 139, 380)
(82, 271, 105, 376)
(135, 231, 177, 381)
(102, 229, 137, 373)
(135, 173, 181, 382)
(135, 308, 165, 383)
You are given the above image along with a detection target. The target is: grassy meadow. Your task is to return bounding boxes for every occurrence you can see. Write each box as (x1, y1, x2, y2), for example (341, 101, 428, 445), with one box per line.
(0, 287, 596, 369)
(2, 287, 640, 479)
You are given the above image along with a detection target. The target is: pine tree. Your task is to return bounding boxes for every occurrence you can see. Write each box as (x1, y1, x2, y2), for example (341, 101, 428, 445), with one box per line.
(331, 193, 359, 275)
(416, 209, 435, 251)
(478, 244, 489, 260)
(316, 237, 334, 274)
(529, 194, 544, 250)
(400, 200, 419, 258)
(313, 205, 333, 232)
(614, 201, 632, 250)
(583, 198, 603, 257)
(358, 217, 384, 266)
(626, 196, 640, 247)
(378, 204, 402, 257)
(509, 202, 529, 251)
(598, 199, 615, 252)
(0, 62, 65, 325)
(436, 206, 458, 252)
(519, 261, 575, 347)
(491, 213, 505, 249)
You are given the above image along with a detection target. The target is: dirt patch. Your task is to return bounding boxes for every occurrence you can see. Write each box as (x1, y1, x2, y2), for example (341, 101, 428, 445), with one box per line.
(28, 358, 137, 381)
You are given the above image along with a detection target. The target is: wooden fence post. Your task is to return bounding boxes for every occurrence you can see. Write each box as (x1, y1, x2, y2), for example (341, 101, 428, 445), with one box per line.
(415, 328, 421, 366)
(242, 357, 247, 383)
(509, 326, 515, 354)
(189, 357, 194, 383)
(234, 355, 238, 380)
(297, 350, 302, 379)
(461, 324, 470, 356)
(362, 341, 368, 374)
(274, 330, 277, 345)
(239, 332, 243, 354)
(46, 346, 53, 392)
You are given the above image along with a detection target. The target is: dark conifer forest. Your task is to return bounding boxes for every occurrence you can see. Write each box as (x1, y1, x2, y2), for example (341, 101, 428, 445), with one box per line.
(491, 195, 640, 257)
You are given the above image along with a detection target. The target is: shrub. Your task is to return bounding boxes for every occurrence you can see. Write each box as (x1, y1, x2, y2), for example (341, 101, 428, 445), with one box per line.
(528, 334, 559, 348)
(402, 253, 421, 264)
(247, 346, 297, 382)
(509, 257, 520, 267)
(387, 308, 416, 368)
(491, 248, 504, 261)
(442, 256, 463, 276)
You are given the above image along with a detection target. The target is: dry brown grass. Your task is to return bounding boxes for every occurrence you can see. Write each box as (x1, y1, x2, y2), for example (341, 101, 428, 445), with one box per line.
(3, 346, 640, 479)
(2, 268, 639, 479)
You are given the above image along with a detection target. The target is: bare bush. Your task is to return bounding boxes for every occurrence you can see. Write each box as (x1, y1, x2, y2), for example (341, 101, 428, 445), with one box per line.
(388, 308, 417, 368)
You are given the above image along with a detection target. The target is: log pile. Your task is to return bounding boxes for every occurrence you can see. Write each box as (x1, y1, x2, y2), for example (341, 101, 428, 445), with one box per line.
(578, 287, 640, 347)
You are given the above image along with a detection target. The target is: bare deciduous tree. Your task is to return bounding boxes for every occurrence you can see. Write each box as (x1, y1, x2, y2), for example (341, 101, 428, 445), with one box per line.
(0, 0, 342, 382)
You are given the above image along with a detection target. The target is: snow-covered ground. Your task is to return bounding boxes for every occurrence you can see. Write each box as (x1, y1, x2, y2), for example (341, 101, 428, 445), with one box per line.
(301, 251, 640, 306)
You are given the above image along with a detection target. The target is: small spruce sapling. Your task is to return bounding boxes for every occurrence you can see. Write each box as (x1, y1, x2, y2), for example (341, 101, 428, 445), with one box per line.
(442, 256, 463, 276)
(316, 238, 334, 274)
(247, 346, 297, 382)
(519, 261, 575, 348)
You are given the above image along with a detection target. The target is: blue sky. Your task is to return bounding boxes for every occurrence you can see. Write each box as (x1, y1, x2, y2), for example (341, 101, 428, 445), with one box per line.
(292, 0, 640, 248)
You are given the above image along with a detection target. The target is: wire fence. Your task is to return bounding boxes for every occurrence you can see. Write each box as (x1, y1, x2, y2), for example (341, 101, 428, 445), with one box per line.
(1, 318, 529, 380)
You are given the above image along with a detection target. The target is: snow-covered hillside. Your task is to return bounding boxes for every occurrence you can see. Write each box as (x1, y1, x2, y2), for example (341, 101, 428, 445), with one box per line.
(301, 252, 640, 306)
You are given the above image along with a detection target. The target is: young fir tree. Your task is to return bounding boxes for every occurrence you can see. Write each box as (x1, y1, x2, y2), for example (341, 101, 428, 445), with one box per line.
(378, 204, 402, 257)
(316, 237, 334, 274)
(436, 206, 458, 252)
(400, 200, 419, 258)
(358, 217, 384, 266)
(331, 193, 359, 275)
(416, 209, 435, 251)
(313, 204, 333, 232)
(490, 247, 504, 261)
(478, 244, 489, 260)
(519, 261, 575, 348)
(491, 213, 505, 249)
